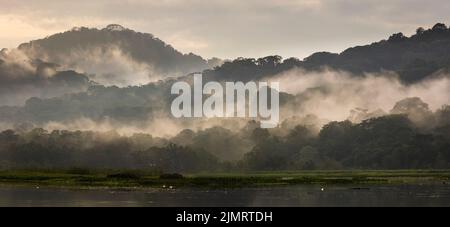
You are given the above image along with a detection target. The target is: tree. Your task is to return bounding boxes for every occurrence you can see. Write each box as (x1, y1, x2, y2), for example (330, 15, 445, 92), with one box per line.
(416, 27, 425, 35)
(257, 55, 282, 67)
(432, 23, 447, 31)
(250, 128, 270, 144)
(388, 32, 406, 42)
(289, 146, 320, 170)
(318, 121, 354, 161)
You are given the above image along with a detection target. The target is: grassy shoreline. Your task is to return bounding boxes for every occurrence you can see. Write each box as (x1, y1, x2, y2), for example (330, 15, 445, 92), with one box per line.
(0, 169, 449, 190)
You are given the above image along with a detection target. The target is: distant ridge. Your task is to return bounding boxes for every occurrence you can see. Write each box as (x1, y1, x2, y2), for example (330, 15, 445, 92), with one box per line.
(17, 25, 220, 82)
(205, 23, 450, 83)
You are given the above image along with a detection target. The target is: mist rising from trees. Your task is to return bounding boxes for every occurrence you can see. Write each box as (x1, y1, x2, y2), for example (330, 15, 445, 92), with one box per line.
(1, 24, 450, 171)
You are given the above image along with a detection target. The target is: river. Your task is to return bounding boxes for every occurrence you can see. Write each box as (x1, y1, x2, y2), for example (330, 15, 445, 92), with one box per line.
(1, 184, 450, 207)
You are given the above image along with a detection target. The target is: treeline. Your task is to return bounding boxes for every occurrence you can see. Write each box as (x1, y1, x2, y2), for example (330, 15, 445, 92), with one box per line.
(0, 129, 219, 171)
(17, 24, 217, 78)
(205, 23, 450, 83)
(243, 115, 450, 170)
(1, 104, 449, 172)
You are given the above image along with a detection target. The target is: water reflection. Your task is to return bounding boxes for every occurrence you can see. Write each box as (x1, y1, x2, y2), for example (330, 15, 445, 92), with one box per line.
(1, 184, 450, 207)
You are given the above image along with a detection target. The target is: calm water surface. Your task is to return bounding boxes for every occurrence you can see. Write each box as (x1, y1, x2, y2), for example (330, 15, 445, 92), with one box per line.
(1, 184, 450, 207)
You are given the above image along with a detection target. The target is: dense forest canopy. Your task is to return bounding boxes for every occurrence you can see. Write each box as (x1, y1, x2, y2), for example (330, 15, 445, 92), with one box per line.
(205, 23, 450, 83)
(17, 25, 220, 83)
(1, 98, 449, 171)
(1, 23, 450, 171)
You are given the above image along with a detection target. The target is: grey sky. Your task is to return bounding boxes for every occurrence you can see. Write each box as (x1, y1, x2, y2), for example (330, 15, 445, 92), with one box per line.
(1, 0, 449, 59)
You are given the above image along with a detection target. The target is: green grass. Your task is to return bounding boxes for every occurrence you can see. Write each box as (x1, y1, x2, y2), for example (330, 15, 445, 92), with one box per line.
(0, 169, 449, 189)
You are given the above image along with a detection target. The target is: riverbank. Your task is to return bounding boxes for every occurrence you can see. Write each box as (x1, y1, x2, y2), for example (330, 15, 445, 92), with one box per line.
(0, 169, 449, 190)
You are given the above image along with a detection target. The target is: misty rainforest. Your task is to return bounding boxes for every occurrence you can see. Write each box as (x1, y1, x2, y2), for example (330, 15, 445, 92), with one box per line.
(1, 19, 450, 206)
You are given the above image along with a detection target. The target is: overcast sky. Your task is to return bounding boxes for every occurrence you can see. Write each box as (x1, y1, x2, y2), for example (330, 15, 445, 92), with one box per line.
(1, 0, 450, 59)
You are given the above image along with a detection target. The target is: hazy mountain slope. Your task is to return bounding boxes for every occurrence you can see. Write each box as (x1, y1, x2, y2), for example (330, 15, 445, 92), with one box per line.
(2, 23, 450, 130)
(0, 49, 92, 106)
(206, 23, 450, 83)
(17, 24, 219, 86)
(12, 23, 450, 87)
(304, 23, 450, 83)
